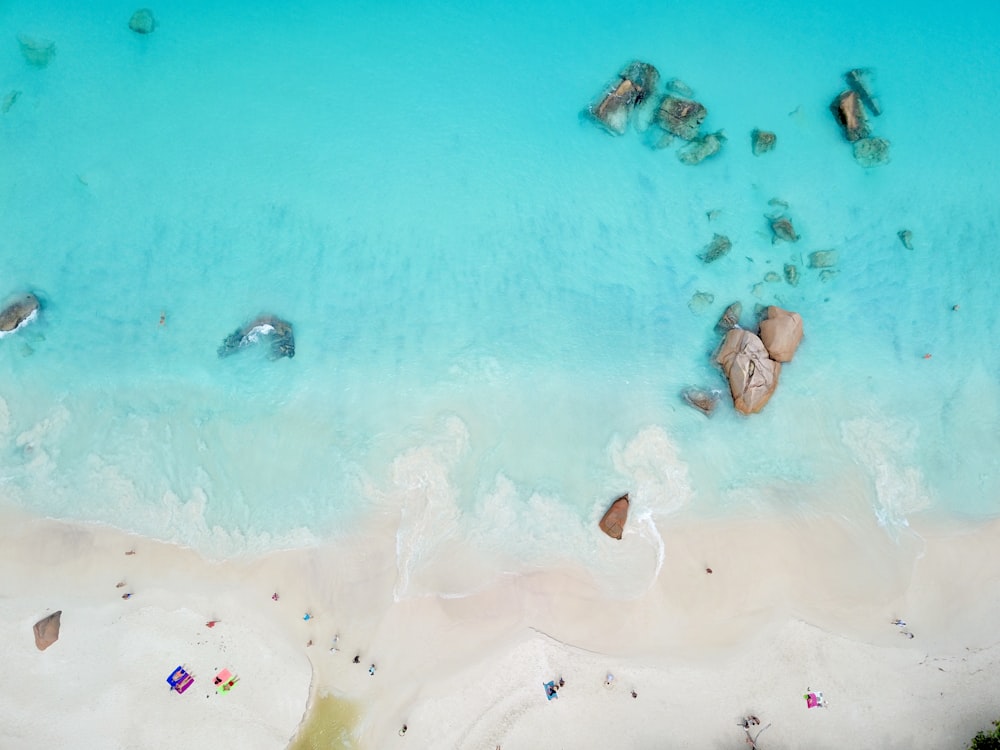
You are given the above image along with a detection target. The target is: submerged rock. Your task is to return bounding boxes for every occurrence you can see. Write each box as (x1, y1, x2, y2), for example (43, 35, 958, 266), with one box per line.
(808, 249, 838, 268)
(129, 9, 157, 34)
(853, 136, 891, 167)
(700, 233, 732, 263)
(830, 89, 869, 142)
(678, 130, 725, 165)
(715, 301, 742, 333)
(219, 315, 295, 359)
(715, 328, 781, 415)
(751, 128, 777, 156)
(2, 90, 21, 114)
(688, 291, 715, 314)
(769, 215, 799, 243)
(33, 611, 61, 651)
(759, 306, 804, 363)
(656, 96, 707, 141)
(763, 271, 782, 283)
(587, 61, 660, 136)
(664, 78, 694, 97)
(783, 263, 799, 286)
(898, 229, 914, 250)
(599, 493, 629, 539)
(18, 34, 56, 68)
(681, 388, 720, 416)
(0, 293, 40, 334)
(845, 68, 881, 116)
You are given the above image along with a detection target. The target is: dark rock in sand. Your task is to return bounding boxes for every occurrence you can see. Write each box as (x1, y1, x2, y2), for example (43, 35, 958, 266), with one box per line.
(700, 234, 732, 263)
(34, 611, 61, 651)
(599, 494, 630, 539)
(830, 90, 870, 142)
(587, 61, 660, 136)
(18, 34, 56, 68)
(219, 315, 295, 359)
(751, 128, 777, 156)
(715, 329, 781, 415)
(678, 130, 725, 165)
(769, 216, 799, 243)
(0, 293, 40, 333)
(759, 306, 803, 363)
(681, 388, 720, 416)
(783, 263, 799, 286)
(808, 250, 838, 268)
(716, 301, 742, 333)
(129, 9, 157, 34)
(898, 229, 914, 250)
(656, 96, 707, 141)
(845, 68, 881, 116)
(853, 137, 891, 167)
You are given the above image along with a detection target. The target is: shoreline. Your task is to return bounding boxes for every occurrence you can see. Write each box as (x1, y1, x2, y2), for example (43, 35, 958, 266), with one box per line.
(2, 505, 999, 749)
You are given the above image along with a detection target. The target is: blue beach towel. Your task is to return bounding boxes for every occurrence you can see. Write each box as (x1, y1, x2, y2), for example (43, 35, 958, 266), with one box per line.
(543, 681, 558, 700)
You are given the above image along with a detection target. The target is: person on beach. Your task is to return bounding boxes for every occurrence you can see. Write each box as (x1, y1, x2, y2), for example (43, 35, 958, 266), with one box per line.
(272, 592, 279, 601)
(329, 635, 340, 652)
(631, 690, 638, 699)
(115, 581, 126, 588)
(303, 612, 312, 621)
(125, 549, 136, 556)
(369, 664, 376, 676)
(605, 673, 614, 687)
(558, 677, 565, 688)
(206, 620, 219, 628)
(121, 592, 133, 600)
(353, 655, 361, 664)
(399, 724, 407, 736)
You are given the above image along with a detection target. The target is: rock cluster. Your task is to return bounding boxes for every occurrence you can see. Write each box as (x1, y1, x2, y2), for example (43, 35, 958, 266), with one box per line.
(830, 68, 889, 166)
(586, 62, 723, 165)
(707, 305, 804, 415)
(751, 128, 777, 156)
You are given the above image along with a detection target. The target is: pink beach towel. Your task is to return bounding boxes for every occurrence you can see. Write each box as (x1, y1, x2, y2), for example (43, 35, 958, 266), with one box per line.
(805, 692, 819, 708)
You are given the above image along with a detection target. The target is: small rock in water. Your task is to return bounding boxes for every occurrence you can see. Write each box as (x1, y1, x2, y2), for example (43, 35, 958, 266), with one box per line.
(715, 301, 742, 333)
(18, 34, 56, 68)
(651, 130, 674, 150)
(845, 68, 881, 116)
(769, 215, 799, 243)
(751, 128, 777, 156)
(129, 8, 157, 34)
(2, 90, 21, 114)
(705, 209, 721, 221)
(819, 269, 838, 282)
(664, 78, 694, 97)
(853, 136, 891, 167)
(768, 198, 789, 209)
(700, 234, 732, 263)
(898, 229, 914, 250)
(681, 388, 720, 416)
(808, 249, 838, 268)
(784, 263, 799, 286)
(688, 291, 715, 314)
(678, 130, 725, 165)
(656, 96, 707, 140)
(764, 271, 782, 283)
(830, 89, 870, 142)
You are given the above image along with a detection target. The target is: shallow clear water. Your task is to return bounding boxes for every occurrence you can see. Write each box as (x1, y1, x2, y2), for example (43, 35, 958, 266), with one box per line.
(2, 1, 999, 583)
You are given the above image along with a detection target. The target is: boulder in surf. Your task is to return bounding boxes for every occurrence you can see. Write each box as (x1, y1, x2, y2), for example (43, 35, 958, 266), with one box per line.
(587, 61, 660, 136)
(33, 611, 61, 651)
(218, 315, 295, 359)
(758, 306, 803, 363)
(715, 328, 781, 415)
(599, 494, 629, 540)
(0, 293, 40, 333)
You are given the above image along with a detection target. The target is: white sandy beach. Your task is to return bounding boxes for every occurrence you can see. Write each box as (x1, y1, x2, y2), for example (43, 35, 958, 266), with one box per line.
(2, 503, 999, 750)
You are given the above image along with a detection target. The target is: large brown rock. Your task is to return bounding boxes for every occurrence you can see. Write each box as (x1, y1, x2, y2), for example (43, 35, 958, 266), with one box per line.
(33, 611, 61, 651)
(715, 329, 781, 414)
(759, 306, 803, 363)
(599, 494, 629, 540)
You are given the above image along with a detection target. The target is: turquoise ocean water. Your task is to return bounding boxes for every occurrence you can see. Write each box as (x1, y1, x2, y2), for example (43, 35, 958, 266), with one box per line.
(2, 1, 999, 591)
